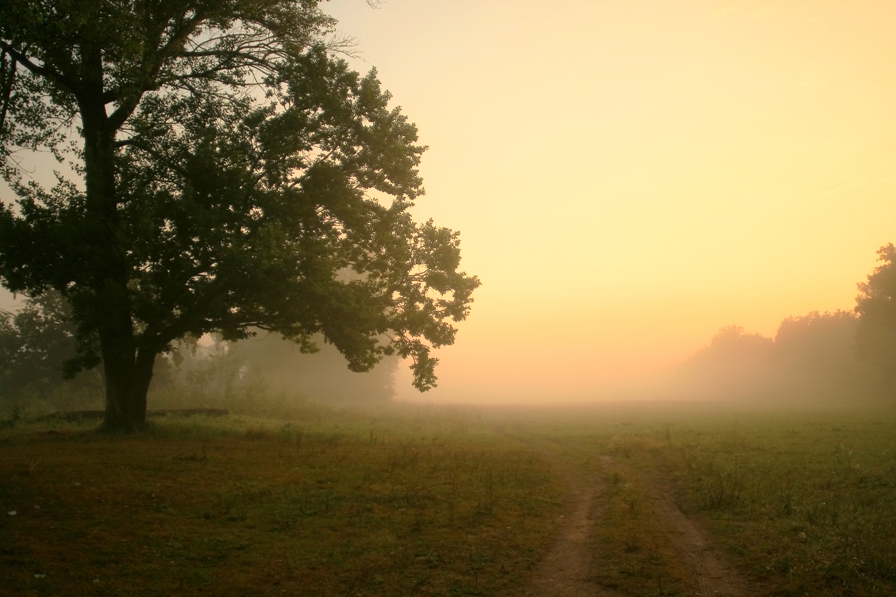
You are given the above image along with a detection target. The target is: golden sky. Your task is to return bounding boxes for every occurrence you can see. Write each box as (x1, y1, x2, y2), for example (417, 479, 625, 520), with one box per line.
(325, 0, 896, 402)
(2, 1, 894, 403)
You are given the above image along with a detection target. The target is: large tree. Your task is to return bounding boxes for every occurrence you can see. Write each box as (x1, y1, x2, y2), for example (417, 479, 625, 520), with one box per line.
(855, 243, 896, 389)
(0, 1, 479, 429)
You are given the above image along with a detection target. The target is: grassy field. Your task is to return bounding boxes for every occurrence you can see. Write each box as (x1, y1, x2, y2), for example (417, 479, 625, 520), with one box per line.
(653, 409, 896, 597)
(528, 403, 896, 596)
(2, 402, 896, 596)
(0, 405, 562, 597)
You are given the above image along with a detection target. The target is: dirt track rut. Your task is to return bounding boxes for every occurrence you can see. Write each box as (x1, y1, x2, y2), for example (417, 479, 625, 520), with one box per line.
(525, 461, 612, 597)
(634, 466, 749, 597)
(516, 436, 750, 597)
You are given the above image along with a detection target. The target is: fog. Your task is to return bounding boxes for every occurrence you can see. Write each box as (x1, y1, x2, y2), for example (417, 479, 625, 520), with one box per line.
(149, 333, 398, 412)
(645, 312, 890, 409)
(4, 1, 896, 413)
(0, 290, 397, 414)
(322, 0, 896, 405)
(2, 290, 891, 416)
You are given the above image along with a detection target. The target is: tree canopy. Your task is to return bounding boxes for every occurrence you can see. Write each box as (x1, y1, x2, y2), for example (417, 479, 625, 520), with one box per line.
(0, 0, 479, 428)
(855, 243, 896, 387)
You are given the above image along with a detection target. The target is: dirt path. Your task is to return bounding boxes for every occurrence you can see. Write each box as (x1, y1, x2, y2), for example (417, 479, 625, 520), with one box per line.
(520, 440, 622, 597)
(525, 472, 607, 597)
(629, 464, 750, 597)
(514, 434, 750, 597)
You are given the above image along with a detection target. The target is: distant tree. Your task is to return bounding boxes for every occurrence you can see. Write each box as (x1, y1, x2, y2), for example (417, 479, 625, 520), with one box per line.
(855, 244, 896, 388)
(774, 310, 883, 402)
(688, 325, 775, 370)
(775, 311, 857, 359)
(0, 1, 479, 429)
(677, 325, 775, 400)
(0, 291, 102, 404)
(676, 307, 889, 405)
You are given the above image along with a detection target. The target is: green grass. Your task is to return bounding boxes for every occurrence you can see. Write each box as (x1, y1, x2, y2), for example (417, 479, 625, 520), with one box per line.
(0, 405, 562, 597)
(655, 411, 896, 597)
(2, 401, 896, 596)
(536, 403, 896, 597)
(587, 462, 691, 596)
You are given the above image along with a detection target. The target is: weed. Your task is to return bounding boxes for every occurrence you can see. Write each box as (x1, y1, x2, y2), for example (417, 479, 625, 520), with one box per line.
(648, 410, 896, 596)
(4, 402, 895, 597)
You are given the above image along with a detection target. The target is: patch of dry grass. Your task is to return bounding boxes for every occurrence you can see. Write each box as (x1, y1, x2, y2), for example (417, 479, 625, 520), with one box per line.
(4, 402, 895, 597)
(0, 407, 562, 597)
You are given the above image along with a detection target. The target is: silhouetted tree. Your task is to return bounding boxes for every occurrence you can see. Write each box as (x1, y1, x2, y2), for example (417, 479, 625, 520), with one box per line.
(0, 1, 479, 429)
(855, 244, 896, 390)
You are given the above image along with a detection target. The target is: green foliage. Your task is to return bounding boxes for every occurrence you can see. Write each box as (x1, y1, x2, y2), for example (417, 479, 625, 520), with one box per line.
(0, 290, 102, 407)
(0, 1, 479, 426)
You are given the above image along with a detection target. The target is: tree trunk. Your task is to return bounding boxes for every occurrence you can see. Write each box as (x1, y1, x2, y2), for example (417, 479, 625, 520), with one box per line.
(101, 338, 157, 430)
(130, 348, 157, 426)
(76, 45, 148, 431)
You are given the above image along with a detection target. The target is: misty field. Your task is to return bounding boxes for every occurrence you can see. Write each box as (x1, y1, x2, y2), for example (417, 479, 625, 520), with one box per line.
(0, 406, 562, 597)
(2, 403, 895, 597)
(551, 405, 896, 597)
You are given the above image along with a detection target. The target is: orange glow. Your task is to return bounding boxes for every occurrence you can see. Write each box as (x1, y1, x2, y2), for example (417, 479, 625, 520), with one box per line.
(322, 1, 896, 402)
(4, 1, 893, 404)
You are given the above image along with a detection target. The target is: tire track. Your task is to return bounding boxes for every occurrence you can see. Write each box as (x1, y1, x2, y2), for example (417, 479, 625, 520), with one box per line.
(503, 430, 751, 597)
(559, 438, 751, 597)
(621, 462, 750, 597)
(499, 431, 624, 597)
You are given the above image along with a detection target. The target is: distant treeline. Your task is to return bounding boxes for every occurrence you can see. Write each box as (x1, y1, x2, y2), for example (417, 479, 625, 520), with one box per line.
(0, 291, 397, 414)
(666, 243, 896, 407)
(150, 333, 397, 413)
(671, 311, 889, 406)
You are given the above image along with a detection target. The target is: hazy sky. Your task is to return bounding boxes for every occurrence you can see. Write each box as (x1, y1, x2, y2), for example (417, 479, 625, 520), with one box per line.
(323, 0, 896, 402)
(3, 0, 895, 403)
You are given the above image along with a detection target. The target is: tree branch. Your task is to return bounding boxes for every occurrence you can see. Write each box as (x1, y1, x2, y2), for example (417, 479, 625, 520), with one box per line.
(0, 50, 16, 135)
(0, 41, 80, 96)
(106, 9, 211, 131)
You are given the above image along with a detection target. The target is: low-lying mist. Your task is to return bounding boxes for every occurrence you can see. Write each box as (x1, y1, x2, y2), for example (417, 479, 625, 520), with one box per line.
(0, 292, 398, 417)
(2, 294, 893, 418)
(148, 332, 398, 415)
(635, 310, 890, 409)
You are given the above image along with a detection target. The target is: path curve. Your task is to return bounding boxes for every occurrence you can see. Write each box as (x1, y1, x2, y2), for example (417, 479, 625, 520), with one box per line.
(624, 461, 750, 597)
(508, 431, 751, 597)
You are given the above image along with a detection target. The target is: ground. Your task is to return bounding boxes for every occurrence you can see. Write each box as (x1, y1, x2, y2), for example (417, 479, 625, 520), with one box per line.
(2, 402, 895, 596)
